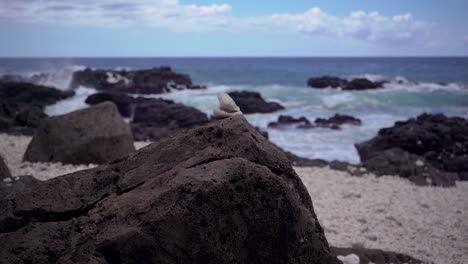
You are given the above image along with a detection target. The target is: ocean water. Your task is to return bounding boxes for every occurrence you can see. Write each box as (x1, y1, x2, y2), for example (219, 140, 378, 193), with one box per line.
(1, 57, 468, 163)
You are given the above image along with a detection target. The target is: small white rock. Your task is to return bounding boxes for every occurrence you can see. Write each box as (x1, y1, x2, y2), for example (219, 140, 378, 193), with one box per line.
(415, 160, 424, 167)
(213, 93, 243, 118)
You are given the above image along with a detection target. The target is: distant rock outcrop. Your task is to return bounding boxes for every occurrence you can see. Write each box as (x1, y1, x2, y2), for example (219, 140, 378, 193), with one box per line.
(0, 115, 339, 264)
(85, 92, 210, 142)
(267, 114, 361, 130)
(0, 81, 74, 135)
(0, 81, 74, 108)
(268, 115, 312, 128)
(228, 91, 285, 114)
(23, 102, 135, 165)
(356, 113, 468, 184)
(71, 66, 205, 94)
(307, 76, 385, 90)
(314, 114, 362, 130)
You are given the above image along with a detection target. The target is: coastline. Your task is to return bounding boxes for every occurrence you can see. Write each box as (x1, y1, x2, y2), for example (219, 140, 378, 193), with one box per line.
(2, 133, 467, 264)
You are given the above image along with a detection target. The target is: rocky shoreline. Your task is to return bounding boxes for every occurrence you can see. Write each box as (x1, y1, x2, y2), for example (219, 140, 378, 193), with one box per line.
(1, 68, 467, 263)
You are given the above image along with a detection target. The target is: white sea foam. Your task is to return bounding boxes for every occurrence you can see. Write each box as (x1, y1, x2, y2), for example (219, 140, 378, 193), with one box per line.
(44, 86, 97, 116)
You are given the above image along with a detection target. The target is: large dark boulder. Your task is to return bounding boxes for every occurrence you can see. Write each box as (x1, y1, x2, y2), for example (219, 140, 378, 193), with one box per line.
(356, 113, 468, 181)
(307, 76, 385, 90)
(23, 102, 135, 165)
(71, 66, 205, 94)
(0, 115, 339, 264)
(0, 155, 10, 180)
(362, 148, 458, 186)
(228, 91, 285, 114)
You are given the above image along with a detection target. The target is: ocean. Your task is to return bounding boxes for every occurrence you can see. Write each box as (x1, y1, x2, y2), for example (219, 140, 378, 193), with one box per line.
(1, 57, 468, 163)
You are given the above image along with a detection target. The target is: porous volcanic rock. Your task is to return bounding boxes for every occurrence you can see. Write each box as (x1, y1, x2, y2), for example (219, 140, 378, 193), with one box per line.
(362, 148, 459, 186)
(307, 76, 385, 90)
(228, 91, 285, 114)
(71, 66, 205, 94)
(23, 102, 135, 165)
(0, 115, 339, 264)
(356, 113, 468, 181)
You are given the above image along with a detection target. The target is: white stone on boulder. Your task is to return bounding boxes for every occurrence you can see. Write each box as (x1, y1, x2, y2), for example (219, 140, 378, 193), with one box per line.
(213, 92, 243, 118)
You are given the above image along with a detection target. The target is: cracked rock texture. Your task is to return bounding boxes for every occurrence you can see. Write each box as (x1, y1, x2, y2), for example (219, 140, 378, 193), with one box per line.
(0, 115, 338, 264)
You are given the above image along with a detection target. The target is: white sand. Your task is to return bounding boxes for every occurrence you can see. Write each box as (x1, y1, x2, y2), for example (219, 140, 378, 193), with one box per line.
(296, 167, 468, 264)
(0, 133, 151, 180)
(1, 133, 467, 263)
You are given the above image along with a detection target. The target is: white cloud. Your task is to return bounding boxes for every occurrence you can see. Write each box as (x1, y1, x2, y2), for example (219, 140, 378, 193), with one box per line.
(0, 1, 461, 46)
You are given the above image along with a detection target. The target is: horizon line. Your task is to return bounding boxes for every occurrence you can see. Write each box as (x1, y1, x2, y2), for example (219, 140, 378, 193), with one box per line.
(1, 55, 468, 59)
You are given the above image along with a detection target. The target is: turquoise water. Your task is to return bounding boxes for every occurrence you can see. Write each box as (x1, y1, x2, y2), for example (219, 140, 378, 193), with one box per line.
(2, 57, 468, 163)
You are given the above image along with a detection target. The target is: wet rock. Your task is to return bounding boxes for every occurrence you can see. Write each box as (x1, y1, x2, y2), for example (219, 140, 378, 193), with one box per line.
(0, 81, 73, 135)
(228, 91, 285, 114)
(268, 115, 312, 128)
(315, 114, 362, 129)
(0, 115, 339, 264)
(356, 113, 468, 181)
(0, 81, 74, 108)
(307, 76, 385, 90)
(71, 66, 205, 94)
(362, 148, 458, 186)
(23, 102, 135, 165)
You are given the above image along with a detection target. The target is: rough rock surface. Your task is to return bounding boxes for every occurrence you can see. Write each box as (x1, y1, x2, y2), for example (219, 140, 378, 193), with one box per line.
(331, 247, 422, 264)
(228, 91, 285, 114)
(356, 113, 468, 181)
(71, 66, 205, 94)
(314, 114, 361, 129)
(362, 148, 458, 186)
(0, 115, 339, 264)
(268, 115, 312, 128)
(23, 102, 135, 165)
(0, 155, 10, 179)
(307, 76, 385, 90)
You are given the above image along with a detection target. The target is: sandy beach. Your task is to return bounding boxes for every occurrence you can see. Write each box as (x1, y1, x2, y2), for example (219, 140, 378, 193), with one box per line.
(1, 133, 467, 264)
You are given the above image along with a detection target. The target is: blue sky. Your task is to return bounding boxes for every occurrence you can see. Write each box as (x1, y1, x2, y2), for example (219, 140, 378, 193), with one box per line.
(0, 0, 467, 57)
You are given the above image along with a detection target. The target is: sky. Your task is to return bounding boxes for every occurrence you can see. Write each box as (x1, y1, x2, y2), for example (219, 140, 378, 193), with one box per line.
(0, 0, 467, 57)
